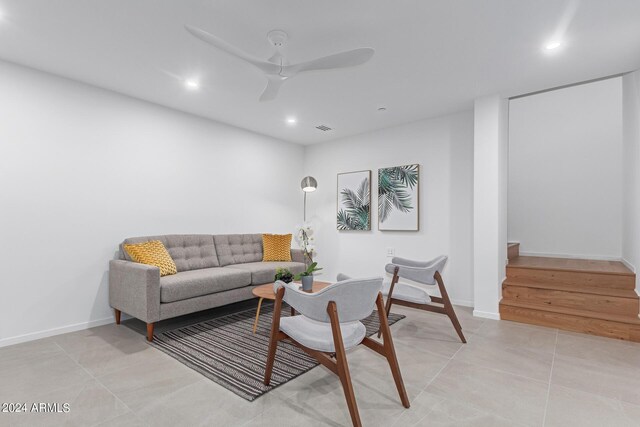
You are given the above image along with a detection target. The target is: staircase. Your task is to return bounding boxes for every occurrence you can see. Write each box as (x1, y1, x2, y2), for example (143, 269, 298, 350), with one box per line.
(499, 244, 640, 342)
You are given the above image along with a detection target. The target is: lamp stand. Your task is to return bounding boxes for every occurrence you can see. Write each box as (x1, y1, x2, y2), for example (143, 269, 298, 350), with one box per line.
(303, 191, 307, 222)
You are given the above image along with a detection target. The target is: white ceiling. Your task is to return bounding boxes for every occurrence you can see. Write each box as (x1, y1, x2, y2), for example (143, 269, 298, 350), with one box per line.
(1, 1, 639, 145)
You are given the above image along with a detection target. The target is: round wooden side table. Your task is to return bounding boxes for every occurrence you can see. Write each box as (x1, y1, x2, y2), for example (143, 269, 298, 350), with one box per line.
(251, 281, 331, 333)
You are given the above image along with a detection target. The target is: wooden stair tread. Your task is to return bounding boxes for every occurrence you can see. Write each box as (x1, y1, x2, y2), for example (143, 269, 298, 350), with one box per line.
(500, 299, 640, 325)
(507, 256, 633, 276)
(502, 280, 639, 298)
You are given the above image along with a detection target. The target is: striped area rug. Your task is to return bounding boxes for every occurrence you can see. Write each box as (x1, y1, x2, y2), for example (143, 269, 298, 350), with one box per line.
(150, 304, 404, 401)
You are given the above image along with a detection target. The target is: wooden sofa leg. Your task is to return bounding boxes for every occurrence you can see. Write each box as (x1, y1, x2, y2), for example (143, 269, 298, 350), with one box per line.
(114, 309, 121, 325)
(146, 323, 154, 342)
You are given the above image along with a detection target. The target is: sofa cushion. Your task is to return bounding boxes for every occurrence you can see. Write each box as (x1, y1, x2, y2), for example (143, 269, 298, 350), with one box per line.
(123, 240, 177, 277)
(214, 234, 264, 266)
(262, 234, 292, 262)
(226, 261, 306, 285)
(121, 235, 219, 272)
(159, 267, 251, 303)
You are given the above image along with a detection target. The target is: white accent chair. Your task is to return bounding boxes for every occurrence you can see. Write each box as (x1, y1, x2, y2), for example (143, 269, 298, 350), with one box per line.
(382, 256, 466, 343)
(263, 276, 410, 427)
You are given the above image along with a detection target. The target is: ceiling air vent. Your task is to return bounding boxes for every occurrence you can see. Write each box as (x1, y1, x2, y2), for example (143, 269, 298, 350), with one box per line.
(316, 125, 333, 132)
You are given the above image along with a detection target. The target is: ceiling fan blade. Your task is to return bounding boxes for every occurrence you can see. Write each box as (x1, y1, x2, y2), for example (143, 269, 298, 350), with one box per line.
(184, 25, 281, 74)
(285, 47, 374, 75)
(259, 75, 285, 102)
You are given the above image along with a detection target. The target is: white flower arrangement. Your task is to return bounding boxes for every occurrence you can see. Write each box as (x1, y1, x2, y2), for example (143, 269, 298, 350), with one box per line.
(295, 222, 315, 264)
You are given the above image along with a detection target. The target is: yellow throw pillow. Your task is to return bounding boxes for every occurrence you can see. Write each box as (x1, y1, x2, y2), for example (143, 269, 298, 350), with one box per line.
(262, 234, 292, 262)
(124, 240, 177, 276)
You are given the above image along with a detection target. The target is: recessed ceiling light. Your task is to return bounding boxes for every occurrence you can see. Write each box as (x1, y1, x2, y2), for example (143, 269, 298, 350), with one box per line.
(286, 117, 297, 125)
(184, 79, 199, 90)
(545, 41, 562, 50)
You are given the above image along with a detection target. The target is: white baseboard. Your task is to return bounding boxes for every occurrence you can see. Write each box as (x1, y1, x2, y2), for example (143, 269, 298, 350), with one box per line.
(472, 310, 500, 320)
(518, 251, 622, 261)
(0, 299, 483, 348)
(0, 317, 115, 349)
(622, 258, 636, 273)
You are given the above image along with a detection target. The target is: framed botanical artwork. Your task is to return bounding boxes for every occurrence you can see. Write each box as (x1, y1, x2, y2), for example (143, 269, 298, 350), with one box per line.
(378, 164, 419, 231)
(336, 170, 371, 231)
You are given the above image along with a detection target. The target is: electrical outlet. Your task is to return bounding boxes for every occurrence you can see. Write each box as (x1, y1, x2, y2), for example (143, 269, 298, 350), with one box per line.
(386, 247, 395, 257)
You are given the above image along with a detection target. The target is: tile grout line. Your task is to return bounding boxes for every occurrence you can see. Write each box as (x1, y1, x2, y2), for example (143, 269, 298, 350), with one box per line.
(414, 322, 557, 427)
(541, 329, 559, 427)
(393, 316, 488, 364)
(410, 339, 467, 426)
(404, 390, 437, 427)
(447, 345, 556, 385)
(543, 366, 640, 410)
(52, 341, 136, 426)
(464, 318, 561, 384)
(428, 320, 556, 385)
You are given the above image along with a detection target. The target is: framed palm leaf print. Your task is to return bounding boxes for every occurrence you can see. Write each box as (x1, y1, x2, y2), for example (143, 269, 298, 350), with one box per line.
(337, 170, 371, 231)
(378, 164, 419, 231)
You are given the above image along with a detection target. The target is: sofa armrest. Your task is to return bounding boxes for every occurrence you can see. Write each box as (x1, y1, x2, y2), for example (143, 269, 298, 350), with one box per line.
(291, 248, 308, 265)
(109, 260, 161, 323)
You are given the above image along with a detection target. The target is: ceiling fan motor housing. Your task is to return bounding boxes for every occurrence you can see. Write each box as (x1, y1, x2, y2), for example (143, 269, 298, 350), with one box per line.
(267, 30, 288, 48)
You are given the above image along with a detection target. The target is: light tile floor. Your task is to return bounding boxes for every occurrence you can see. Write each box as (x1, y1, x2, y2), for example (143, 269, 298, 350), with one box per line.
(2, 304, 640, 427)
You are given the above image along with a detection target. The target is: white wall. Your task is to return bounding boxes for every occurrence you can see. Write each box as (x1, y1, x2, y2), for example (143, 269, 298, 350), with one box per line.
(622, 70, 640, 290)
(304, 112, 475, 306)
(0, 60, 304, 347)
(508, 78, 623, 259)
(473, 95, 509, 319)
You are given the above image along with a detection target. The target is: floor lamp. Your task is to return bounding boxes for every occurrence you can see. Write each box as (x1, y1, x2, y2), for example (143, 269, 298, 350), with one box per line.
(301, 176, 317, 221)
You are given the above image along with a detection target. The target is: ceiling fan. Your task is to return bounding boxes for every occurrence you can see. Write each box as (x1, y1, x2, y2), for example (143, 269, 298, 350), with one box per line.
(184, 25, 375, 101)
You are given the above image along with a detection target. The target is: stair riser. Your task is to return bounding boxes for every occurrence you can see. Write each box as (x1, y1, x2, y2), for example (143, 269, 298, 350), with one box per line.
(506, 267, 636, 290)
(502, 285, 640, 317)
(500, 304, 640, 342)
(502, 280, 638, 298)
(507, 244, 520, 260)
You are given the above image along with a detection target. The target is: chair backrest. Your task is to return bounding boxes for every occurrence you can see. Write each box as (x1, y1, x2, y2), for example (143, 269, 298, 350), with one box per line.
(384, 255, 448, 285)
(276, 277, 383, 323)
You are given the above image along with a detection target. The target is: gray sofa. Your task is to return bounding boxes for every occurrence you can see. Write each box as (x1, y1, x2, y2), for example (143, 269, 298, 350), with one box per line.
(109, 234, 306, 341)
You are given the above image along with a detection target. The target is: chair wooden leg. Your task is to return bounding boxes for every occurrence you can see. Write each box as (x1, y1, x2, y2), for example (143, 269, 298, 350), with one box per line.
(379, 268, 399, 338)
(385, 270, 399, 319)
(264, 287, 285, 386)
(375, 293, 410, 408)
(263, 333, 278, 386)
(328, 301, 362, 427)
(146, 323, 154, 342)
(114, 309, 121, 325)
(377, 298, 393, 339)
(435, 271, 466, 343)
(449, 311, 466, 344)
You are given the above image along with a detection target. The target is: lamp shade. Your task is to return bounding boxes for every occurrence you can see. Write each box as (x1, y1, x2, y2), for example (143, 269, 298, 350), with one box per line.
(301, 176, 318, 192)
